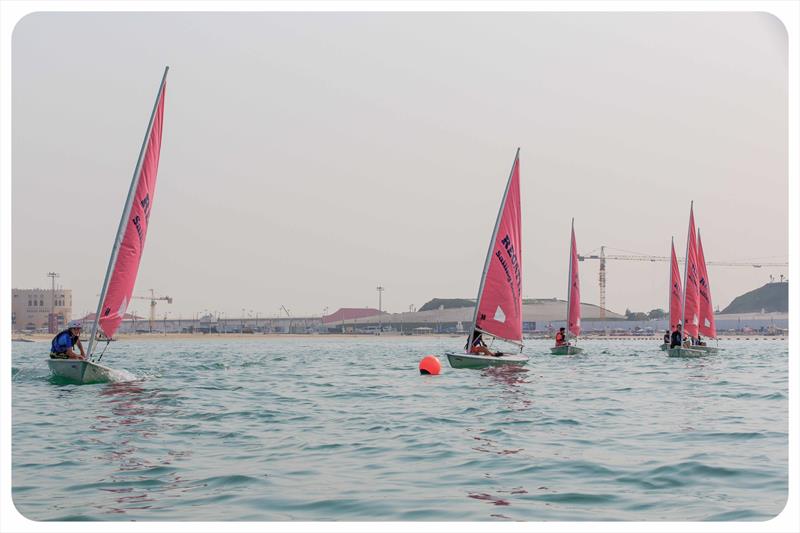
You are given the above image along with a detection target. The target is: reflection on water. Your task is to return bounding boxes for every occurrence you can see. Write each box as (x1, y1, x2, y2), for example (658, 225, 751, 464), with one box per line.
(88, 381, 195, 515)
(482, 365, 530, 388)
(468, 492, 510, 506)
(483, 365, 534, 414)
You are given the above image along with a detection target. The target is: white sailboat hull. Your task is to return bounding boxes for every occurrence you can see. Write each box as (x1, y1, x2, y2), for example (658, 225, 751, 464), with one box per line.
(47, 359, 115, 384)
(445, 351, 529, 369)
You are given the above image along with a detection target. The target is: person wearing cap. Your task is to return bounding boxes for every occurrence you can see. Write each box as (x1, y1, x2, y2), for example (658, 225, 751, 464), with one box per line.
(50, 321, 86, 360)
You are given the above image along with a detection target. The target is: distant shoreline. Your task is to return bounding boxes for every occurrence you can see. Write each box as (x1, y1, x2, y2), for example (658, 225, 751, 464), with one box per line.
(14, 333, 788, 342)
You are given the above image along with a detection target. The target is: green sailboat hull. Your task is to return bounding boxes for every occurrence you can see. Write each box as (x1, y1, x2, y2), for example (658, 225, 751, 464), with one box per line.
(550, 345, 584, 355)
(445, 351, 529, 369)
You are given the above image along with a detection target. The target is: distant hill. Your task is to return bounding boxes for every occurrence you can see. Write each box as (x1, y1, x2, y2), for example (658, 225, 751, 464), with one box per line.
(721, 282, 788, 314)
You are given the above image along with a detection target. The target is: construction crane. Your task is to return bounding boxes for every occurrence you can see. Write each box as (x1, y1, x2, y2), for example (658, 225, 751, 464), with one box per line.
(132, 289, 173, 332)
(578, 246, 788, 320)
(280, 305, 293, 334)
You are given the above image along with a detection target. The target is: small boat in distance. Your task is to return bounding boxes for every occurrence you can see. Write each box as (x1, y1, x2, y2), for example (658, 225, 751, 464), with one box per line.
(445, 149, 528, 369)
(661, 236, 682, 351)
(47, 67, 169, 384)
(668, 202, 706, 358)
(551, 219, 583, 355)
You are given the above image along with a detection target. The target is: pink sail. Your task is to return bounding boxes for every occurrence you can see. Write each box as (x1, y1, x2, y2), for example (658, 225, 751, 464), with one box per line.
(474, 152, 522, 343)
(697, 231, 716, 338)
(567, 221, 581, 338)
(682, 204, 700, 339)
(669, 238, 682, 332)
(97, 73, 167, 339)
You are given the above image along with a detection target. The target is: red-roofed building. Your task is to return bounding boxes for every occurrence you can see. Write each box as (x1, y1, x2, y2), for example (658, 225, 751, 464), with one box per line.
(78, 312, 143, 322)
(322, 308, 382, 324)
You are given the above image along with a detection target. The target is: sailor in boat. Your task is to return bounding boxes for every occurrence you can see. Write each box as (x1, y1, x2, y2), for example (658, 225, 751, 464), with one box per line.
(696, 334, 706, 346)
(50, 320, 86, 360)
(468, 331, 499, 357)
(669, 324, 684, 349)
(663, 330, 671, 345)
(691, 334, 706, 346)
(555, 327, 569, 347)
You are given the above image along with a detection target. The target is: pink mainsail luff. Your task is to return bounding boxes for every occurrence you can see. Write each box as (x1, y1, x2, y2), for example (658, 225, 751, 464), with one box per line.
(567, 222, 581, 338)
(97, 76, 167, 339)
(669, 239, 682, 332)
(474, 154, 522, 344)
(697, 231, 716, 338)
(682, 205, 700, 339)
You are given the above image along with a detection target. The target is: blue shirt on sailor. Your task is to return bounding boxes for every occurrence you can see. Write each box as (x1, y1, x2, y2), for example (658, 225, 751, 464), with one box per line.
(51, 330, 78, 354)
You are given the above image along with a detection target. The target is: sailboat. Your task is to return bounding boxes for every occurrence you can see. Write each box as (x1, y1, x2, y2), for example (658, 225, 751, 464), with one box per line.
(668, 202, 706, 358)
(661, 237, 682, 350)
(47, 67, 169, 383)
(445, 149, 529, 369)
(550, 219, 584, 355)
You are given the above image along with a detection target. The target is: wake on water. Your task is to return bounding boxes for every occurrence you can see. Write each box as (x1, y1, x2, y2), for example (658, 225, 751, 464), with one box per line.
(105, 366, 138, 382)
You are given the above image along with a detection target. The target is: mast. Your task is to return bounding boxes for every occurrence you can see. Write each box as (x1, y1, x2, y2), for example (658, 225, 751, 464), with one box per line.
(565, 218, 574, 343)
(467, 148, 520, 350)
(669, 236, 674, 331)
(87, 66, 170, 359)
(680, 201, 693, 342)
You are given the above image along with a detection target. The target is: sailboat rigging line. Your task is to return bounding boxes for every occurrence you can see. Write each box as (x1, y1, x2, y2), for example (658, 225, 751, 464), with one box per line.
(94, 340, 112, 363)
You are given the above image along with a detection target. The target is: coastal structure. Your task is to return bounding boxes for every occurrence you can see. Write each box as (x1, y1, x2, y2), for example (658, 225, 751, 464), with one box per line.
(12, 291, 787, 337)
(322, 299, 623, 334)
(11, 288, 72, 332)
(321, 308, 381, 324)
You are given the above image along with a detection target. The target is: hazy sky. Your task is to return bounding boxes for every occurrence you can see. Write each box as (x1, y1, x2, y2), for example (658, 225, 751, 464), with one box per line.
(11, 11, 788, 319)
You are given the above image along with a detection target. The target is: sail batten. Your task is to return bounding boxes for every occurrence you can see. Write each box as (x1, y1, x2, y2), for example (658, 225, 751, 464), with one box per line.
(470, 150, 523, 346)
(87, 68, 169, 357)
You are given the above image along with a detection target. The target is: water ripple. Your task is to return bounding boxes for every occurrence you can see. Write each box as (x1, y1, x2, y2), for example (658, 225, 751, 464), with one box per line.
(12, 337, 788, 521)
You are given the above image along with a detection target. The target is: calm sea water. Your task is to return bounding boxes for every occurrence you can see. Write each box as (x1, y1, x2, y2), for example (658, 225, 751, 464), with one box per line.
(11, 337, 788, 521)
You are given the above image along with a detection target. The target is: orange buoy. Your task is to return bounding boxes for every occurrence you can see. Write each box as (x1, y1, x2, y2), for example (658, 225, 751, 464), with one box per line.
(419, 355, 441, 375)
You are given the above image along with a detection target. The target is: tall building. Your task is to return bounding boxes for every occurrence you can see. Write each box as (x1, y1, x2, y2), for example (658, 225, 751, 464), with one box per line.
(11, 288, 72, 332)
